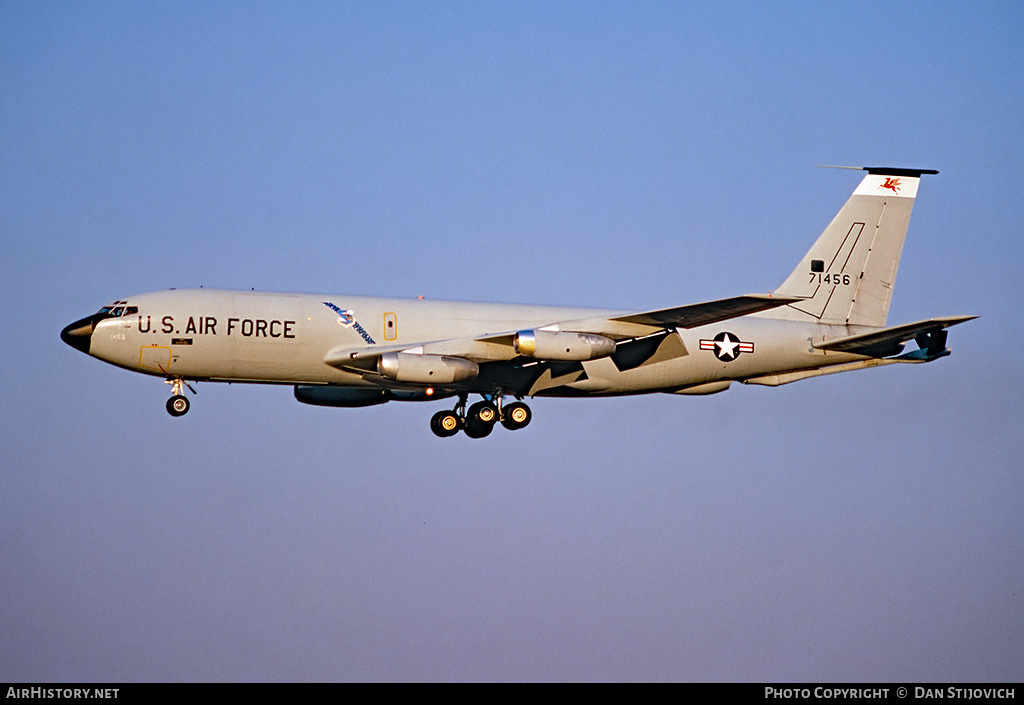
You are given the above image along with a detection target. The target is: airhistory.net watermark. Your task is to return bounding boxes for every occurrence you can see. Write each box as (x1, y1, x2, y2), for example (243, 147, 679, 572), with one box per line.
(6, 689, 118, 699)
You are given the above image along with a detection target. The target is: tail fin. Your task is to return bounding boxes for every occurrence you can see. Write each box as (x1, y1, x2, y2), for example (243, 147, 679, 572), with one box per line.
(769, 167, 937, 328)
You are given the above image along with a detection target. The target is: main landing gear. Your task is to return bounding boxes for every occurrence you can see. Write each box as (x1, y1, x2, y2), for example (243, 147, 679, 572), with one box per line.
(165, 377, 195, 417)
(430, 394, 532, 438)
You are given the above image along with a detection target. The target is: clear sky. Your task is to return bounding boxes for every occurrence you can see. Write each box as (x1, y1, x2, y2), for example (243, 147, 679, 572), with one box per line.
(2, 0, 1022, 682)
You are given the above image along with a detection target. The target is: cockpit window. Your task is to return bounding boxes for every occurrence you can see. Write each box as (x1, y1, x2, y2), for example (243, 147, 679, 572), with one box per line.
(95, 303, 137, 318)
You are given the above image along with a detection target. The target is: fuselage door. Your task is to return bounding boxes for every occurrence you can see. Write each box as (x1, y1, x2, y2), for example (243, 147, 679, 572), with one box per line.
(139, 345, 172, 373)
(384, 312, 398, 341)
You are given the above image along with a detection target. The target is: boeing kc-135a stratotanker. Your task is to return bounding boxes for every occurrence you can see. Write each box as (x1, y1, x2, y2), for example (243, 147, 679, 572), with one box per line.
(61, 167, 974, 438)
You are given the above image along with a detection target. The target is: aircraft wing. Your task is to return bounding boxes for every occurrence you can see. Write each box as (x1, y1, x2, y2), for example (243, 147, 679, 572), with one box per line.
(323, 292, 806, 373)
(608, 293, 804, 329)
(814, 315, 977, 357)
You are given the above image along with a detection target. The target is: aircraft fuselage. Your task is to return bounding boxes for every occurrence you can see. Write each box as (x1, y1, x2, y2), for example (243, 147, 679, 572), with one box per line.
(73, 287, 861, 396)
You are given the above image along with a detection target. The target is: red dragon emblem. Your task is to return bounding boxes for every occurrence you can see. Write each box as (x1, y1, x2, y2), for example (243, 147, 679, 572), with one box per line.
(880, 177, 901, 194)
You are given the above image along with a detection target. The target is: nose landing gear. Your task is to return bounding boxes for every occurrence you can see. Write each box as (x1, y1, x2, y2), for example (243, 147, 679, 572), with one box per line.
(429, 394, 531, 438)
(167, 395, 190, 416)
(164, 377, 195, 417)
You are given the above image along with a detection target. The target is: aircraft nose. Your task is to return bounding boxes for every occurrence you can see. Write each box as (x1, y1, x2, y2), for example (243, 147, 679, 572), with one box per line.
(61, 315, 99, 354)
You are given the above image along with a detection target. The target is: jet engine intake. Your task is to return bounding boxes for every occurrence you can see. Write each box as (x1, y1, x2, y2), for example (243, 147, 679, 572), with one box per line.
(377, 352, 479, 384)
(514, 330, 616, 361)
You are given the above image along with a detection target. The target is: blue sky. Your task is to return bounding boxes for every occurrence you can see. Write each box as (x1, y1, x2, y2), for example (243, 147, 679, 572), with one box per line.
(2, 1, 1022, 681)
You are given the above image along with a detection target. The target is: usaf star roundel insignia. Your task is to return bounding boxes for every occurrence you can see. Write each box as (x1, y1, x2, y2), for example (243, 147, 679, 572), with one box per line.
(699, 332, 754, 362)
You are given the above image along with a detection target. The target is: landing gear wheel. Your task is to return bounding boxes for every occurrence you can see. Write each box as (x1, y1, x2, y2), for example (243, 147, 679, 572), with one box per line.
(430, 409, 462, 438)
(464, 400, 498, 439)
(463, 417, 494, 438)
(501, 401, 532, 430)
(166, 394, 190, 417)
(467, 400, 499, 425)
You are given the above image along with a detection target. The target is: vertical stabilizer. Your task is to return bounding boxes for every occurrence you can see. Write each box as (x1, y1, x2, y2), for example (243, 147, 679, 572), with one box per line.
(770, 167, 937, 328)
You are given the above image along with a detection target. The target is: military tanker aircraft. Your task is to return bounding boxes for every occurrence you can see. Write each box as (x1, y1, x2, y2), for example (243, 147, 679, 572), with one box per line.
(61, 167, 974, 438)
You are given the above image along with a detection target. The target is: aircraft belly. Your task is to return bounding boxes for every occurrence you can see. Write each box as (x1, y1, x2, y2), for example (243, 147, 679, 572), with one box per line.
(565, 353, 721, 394)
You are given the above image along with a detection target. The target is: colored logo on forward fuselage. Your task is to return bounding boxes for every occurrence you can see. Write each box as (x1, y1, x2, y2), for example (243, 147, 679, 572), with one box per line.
(699, 332, 754, 362)
(322, 301, 376, 345)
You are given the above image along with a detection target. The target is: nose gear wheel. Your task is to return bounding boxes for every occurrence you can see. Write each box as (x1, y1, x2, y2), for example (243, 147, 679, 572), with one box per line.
(164, 377, 195, 417)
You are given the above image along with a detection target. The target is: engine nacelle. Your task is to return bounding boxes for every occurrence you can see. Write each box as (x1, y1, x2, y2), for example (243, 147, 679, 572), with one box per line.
(377, 352, 479, 384)
(514, 330, 616, 361)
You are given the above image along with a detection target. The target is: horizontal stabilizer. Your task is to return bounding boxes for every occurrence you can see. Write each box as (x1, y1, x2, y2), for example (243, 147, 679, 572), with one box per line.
(814, 315, 976, 356)
(611, 293, 803, 329)
(820, 165, 939, 178)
